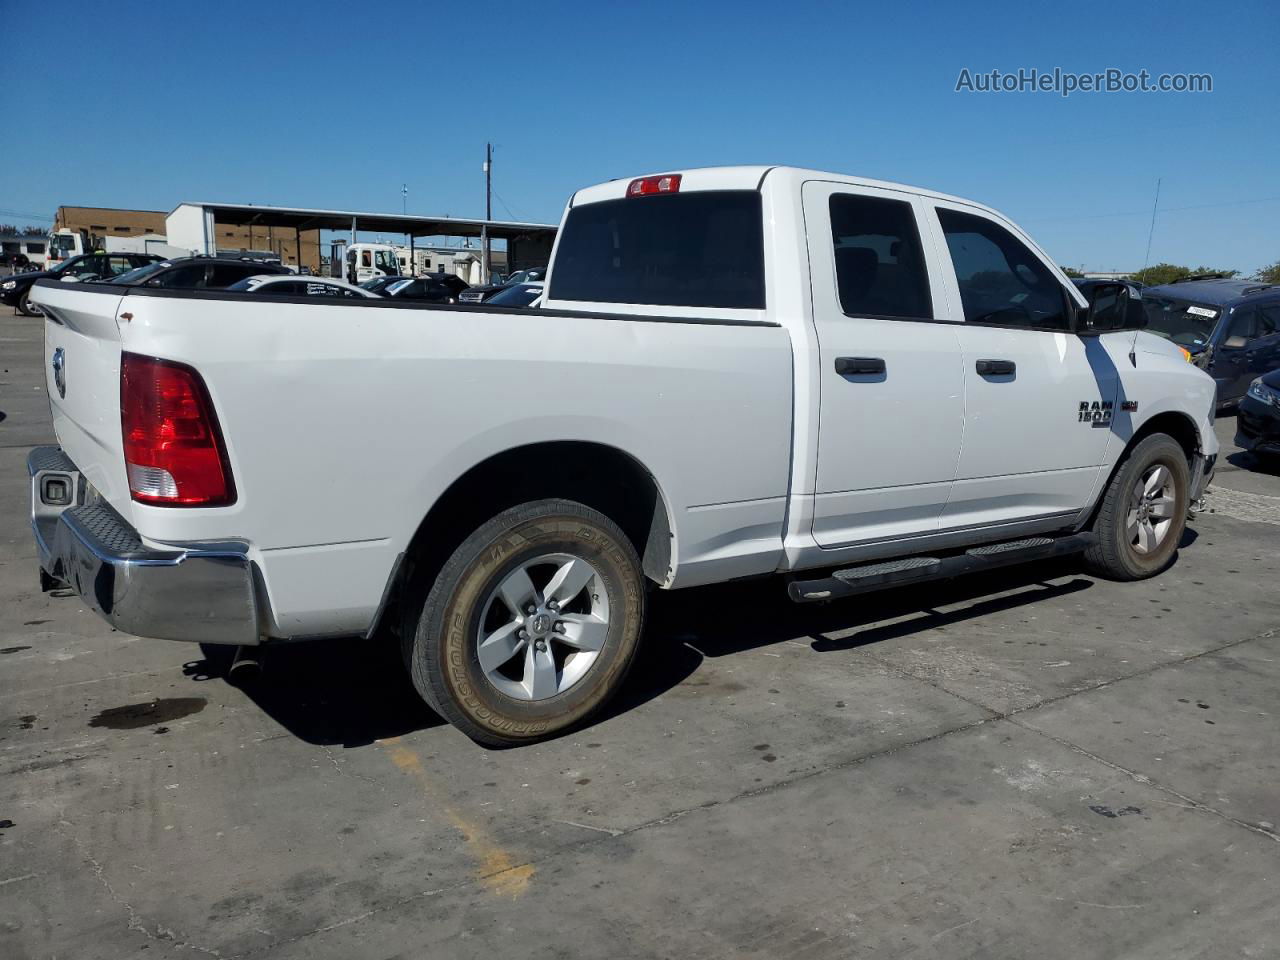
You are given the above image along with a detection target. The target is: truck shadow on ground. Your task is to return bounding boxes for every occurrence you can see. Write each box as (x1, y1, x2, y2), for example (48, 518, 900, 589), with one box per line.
(183, 539, 1197, 747)
(1224, 449, 1280, 477)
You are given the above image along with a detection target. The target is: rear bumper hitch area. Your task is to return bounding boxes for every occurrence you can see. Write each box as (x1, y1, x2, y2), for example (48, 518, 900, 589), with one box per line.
(29, 445, 261, 645)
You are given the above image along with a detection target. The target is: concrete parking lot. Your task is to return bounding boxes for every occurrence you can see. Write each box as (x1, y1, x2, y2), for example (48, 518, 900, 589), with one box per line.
(2, 307, 1278, 960)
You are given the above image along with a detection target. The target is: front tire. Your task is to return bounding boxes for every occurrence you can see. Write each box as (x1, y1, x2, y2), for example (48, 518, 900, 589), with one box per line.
(17, 289, 41, 317)
(402, 499, 645, 746)
(1084, 433, 1189, 580)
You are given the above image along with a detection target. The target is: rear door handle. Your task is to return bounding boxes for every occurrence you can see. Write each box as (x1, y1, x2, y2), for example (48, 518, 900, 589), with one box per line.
(975, 359, 1016, 376)
(834, 356, 886, 376)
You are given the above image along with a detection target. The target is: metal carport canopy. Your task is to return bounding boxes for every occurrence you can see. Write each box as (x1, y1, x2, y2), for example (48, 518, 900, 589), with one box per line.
(180, 201, 556, 240)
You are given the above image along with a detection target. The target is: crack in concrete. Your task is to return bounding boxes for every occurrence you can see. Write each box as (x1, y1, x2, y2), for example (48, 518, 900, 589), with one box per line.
(55, 818, 222, 956)
(1008, 719, 1280, 845)
(320, 744, 382, 787)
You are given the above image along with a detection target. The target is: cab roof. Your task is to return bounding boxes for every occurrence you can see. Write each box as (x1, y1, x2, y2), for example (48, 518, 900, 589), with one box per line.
(571, 165, 1005, 218)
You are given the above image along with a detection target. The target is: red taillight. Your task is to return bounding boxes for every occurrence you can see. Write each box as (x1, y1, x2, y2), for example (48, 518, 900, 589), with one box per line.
(626, 174, 682, 197)
(120, 352, 235, 506)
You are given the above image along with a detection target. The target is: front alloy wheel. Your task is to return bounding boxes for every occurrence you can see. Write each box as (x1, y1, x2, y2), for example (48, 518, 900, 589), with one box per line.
(1126, 463, 1178, 555)
(1084, 433, 1189, 580)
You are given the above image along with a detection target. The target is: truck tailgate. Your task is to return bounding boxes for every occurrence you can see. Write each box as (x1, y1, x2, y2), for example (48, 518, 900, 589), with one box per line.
(30, 282, 133, 519)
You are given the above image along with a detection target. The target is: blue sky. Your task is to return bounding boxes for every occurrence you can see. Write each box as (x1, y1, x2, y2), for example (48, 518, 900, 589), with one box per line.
(1, 0, 1276, 272)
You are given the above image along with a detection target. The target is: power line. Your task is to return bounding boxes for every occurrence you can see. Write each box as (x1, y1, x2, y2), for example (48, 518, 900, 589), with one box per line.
(0, 207, 55, 222)
(1021, 194, 1280, 224)
(490, 188, 526, 222)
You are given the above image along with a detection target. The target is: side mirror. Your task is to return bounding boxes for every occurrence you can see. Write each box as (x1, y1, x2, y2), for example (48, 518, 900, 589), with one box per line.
(1079, 282, 1144, 335)
(1222, 335, 1248, 350)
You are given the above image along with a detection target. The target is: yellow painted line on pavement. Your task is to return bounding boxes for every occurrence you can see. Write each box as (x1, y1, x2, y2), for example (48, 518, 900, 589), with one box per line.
(378, 737, 534, 897)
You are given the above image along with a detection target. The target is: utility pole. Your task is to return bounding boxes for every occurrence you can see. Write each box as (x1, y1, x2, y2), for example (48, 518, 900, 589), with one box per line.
(481, 142, 492, 284)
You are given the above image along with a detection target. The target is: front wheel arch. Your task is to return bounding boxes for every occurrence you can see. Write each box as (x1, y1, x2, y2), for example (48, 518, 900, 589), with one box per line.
(1087, 411, 1201, 527)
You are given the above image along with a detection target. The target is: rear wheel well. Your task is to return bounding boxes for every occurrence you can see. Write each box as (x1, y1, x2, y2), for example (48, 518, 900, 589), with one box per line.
(378, 443, 672, 639)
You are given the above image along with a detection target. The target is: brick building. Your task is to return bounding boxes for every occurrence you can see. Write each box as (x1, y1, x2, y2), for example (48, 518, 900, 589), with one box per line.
(54, 205, 323, 270)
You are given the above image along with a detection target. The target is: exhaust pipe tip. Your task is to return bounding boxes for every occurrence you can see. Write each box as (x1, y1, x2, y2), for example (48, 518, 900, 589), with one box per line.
(227, 645, 262, 687)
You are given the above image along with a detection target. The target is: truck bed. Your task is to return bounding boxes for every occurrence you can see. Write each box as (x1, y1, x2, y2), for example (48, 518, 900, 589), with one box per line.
(31, 280, 794, 638)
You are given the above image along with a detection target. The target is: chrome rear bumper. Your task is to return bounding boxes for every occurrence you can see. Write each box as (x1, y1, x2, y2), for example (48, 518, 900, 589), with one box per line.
(29, 446, 261, 645)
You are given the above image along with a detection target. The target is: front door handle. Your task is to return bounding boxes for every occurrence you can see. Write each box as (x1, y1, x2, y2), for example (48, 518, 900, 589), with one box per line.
(834, 356, 886, 376)
(975, 359, 1016, 376)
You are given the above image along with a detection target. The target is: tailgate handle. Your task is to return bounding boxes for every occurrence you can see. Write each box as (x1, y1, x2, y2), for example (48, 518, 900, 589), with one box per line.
(976, 359, 1016, 376)
(835, 356, 886, 376)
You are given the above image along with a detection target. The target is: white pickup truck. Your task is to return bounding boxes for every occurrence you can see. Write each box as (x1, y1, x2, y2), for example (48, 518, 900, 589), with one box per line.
(29, 166, 1217, 745)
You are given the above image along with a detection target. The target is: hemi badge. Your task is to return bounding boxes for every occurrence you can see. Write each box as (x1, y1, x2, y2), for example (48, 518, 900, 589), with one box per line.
(1121, 401, 1139, 412)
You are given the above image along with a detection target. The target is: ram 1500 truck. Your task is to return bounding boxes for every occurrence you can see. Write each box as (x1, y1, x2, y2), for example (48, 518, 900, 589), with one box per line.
(28, 166, 1217, 745)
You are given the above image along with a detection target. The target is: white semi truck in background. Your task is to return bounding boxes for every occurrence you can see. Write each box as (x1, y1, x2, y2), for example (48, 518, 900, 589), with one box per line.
(46, 228, 191, 268)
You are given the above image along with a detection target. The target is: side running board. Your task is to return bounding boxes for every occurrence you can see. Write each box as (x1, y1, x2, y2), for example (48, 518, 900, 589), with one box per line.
(787, 533, 1097, 603)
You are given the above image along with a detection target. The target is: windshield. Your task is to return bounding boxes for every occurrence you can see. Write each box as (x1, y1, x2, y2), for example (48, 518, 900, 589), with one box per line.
(108, 261, 171, 284)
(1141, 296, 1219, 350)
(488, 283, 543, 307)
(51, 234, 77, 256)
(48, 254, 86, 274)
(374, 249, 400, 275)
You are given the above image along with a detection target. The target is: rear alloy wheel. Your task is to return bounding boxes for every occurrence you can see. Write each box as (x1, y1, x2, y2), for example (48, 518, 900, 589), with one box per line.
(1084, 433, 1189, 580)
(402, 499, 645, 746)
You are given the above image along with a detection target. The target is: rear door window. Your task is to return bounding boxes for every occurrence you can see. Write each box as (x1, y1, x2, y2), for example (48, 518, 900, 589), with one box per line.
(829, 194, 932, 320)
(549, 191, 765, 308)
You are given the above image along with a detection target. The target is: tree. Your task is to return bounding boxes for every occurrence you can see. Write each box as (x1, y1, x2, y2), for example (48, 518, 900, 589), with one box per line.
(1060, 266, 1084, 278)
(1129, 263, 1238, 287)
(1254, 261, 1280, 284)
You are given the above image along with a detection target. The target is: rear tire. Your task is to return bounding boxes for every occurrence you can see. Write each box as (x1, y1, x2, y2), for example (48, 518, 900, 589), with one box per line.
(1084, 433, 1189, 580)
(401, 499, 645, 746)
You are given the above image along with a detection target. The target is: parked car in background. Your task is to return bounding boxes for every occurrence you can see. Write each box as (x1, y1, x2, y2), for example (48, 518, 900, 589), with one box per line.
(1236, 370, 1280, 463)
(486, 281, 544, 308)
(107, 257, 291, 289)
(383, 275, 463, 303)
(430, 272, 470, 299)
(1141, 278, 1280, 407)
(226, 275, 377, 298)
(3, 252, 162, 315)
(456, 267, 548, 303)
(359, 276, 405, 295)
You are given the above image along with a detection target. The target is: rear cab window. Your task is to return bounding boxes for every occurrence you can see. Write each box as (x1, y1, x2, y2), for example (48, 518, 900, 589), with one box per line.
(548, 191, 765, 309)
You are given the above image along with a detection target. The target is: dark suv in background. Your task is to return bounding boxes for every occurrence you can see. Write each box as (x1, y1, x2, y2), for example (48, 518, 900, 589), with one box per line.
(1140, 278, 1280, 406)
(107, 257, 291, 289)
(2, 252, 163, 316)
